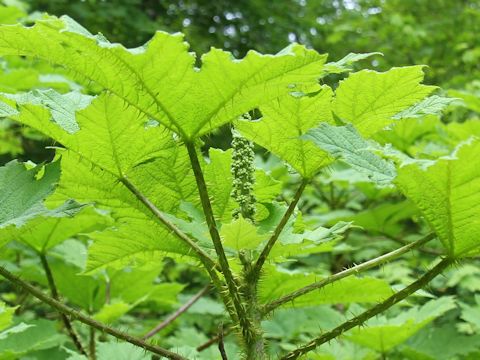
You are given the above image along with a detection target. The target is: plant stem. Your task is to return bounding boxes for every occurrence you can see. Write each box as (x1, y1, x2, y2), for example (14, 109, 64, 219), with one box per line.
(280, 257, 452, 360)
(197, 326, 233, 352)
(39, 254, 87, 356)
(252, 179, 308, 281)
(218, 323, 228, 360)
(240, 251, 266, 359)
(0, 266, 187, 360)
(89, 327, 96, 360)
(119, 176, 219, 272)
(262, 233, 435, 314)
(121, 175, 239, 324)
(185, 141, 252, 345)
(380, 232, 442, 256)
(142, 285, 209, 340)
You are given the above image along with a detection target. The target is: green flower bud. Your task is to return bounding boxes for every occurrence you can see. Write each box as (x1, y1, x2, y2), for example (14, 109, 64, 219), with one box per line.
(231, 125, 256, 221)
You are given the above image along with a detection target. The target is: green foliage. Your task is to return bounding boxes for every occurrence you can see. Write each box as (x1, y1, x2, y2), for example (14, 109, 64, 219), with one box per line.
(333, 66, 436, 137)
(396, 140, 480, 257)
(345, 297, 456, 352)
(0, 5, 479, 360)
(303, 124, 396, 186)
(236, 87, 333, 178)
(231, 130, 256, 220)
(0, 15, 327, 139)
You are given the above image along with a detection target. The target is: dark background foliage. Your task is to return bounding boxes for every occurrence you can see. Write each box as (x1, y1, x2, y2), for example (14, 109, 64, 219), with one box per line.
(26, 0, 480, 86)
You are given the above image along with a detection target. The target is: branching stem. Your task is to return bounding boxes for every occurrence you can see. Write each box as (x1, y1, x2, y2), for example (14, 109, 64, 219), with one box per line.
(142, 285, 209, 340)
(263, 233, 436, 314)
(0, 266, 187, 360)
(39, 254, 87, 356)
(380, 232, 442, 255)
(280, 257, 452, 359)
(252, 178, 308, 281)
(197, 326, 233, 352)
(119, 177, 219, 272)
(185, 141, 252, 343)
(120, 176, 238, 322)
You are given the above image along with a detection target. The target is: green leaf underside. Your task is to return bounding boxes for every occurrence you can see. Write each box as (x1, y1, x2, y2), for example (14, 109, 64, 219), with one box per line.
(304, 123, 396, 186)
(259, 266, 393, 307)
(1, 89, 92, 133)
(0, 161, 59, 228)
(333, 66, 436, 136)
(392, 95, 458, 120)
(0, 161, 84, 248)
(236, 87, 334, 178)
(0, 15, 328, 138)
(323, 52, 382, 74)
(395, 139, 480, 257)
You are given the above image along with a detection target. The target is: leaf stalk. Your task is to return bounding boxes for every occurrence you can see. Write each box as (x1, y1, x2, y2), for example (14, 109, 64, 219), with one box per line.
(252, 178, 309, 281)
(184, 141, 254, 349)
(142, 285, 209, 340)
(262, 233, 436, 314)
(39, 253, 87, 356)
(280, 257, 452, 359)
(0, 266, 187, 360)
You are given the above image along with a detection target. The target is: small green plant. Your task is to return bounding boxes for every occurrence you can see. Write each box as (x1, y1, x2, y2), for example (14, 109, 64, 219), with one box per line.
(0, 14, 479, 360)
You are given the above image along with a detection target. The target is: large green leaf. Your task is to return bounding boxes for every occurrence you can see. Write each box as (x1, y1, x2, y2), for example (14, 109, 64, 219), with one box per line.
(0, 16, 327, 139)
(236, 87, 333, 178)
(2, 92, 203, 271)
(333, 66, 436, 136)
(395, 140, 480, 257)
(58, 151, 196, 272)
(221, 216, 267, 251)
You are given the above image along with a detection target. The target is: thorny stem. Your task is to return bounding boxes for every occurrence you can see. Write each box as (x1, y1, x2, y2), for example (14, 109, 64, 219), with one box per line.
(252, 178, 309, 281)
(0, 266, 187, 360)
(240, 251, 266, 359)
(280, 257, 452, 360)
(120, 176, 238, 322)
(185, 141, 253, 348)
(119, 177, 219, 272)
(263, 233, 436, 314)
(142, 285, 210, 340)
(39, 254, 87, 356)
